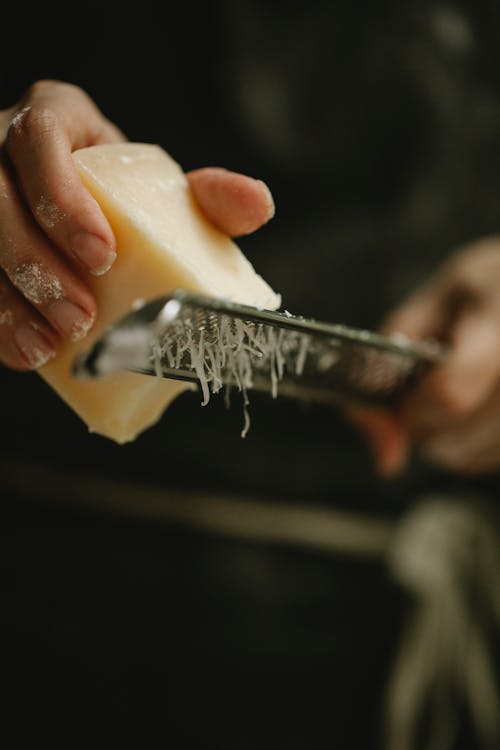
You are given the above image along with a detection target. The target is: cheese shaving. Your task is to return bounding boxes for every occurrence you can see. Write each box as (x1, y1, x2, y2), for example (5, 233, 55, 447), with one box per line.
(154, 316, 311, 437)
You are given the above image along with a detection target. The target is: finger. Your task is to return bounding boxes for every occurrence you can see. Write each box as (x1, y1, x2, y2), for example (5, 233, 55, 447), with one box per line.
(348, 406, 410, 477)
(381, 282, 449, 341)
(187, 167, 275, 237)
(421, 387, 500, 474)
(5, 81, 125, 275)
(0, 271, 59, 370)
(0, 167, 97, 342)
(402, 300, 500, 437)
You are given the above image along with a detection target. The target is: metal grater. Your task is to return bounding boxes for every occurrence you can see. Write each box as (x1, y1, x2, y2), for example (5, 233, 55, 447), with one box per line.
(72, 289, 443, 408)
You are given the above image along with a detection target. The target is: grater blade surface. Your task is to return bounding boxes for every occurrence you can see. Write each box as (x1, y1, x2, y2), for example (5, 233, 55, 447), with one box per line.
(73, 290, 443, 408)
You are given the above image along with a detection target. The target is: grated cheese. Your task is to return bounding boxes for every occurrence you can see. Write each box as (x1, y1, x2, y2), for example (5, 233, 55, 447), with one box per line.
(154, 315, 311, 437)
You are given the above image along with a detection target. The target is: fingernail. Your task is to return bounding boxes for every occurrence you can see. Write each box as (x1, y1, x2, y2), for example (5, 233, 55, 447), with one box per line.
(255, 179, 275, 221)
(51, 300, 95, 341)
(14, 323, 56, 369)
(72, 232, 116, 275)
(90, 250, 117, 277)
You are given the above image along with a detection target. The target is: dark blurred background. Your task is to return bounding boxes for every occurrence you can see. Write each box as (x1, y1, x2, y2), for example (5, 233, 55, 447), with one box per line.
(1, 1, 499, 747)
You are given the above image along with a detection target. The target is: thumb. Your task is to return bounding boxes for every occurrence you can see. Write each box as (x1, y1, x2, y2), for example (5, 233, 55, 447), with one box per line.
(187, 168, 275, 237)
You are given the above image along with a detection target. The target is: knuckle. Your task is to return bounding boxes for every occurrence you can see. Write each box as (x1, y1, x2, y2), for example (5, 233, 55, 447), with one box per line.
(26, 79, 78, 101)
(48, 80, 92, 110)
(25, 79, 54, 98)
(6, 104, 58, 150)
(63, 81, 88, 100)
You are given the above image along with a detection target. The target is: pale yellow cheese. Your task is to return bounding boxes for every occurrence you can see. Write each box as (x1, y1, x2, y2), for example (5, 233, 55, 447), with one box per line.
(40, 143, 280, 443)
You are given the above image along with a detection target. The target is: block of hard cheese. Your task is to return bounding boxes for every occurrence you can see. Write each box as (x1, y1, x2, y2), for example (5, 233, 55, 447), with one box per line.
(40, 143, 280, 443)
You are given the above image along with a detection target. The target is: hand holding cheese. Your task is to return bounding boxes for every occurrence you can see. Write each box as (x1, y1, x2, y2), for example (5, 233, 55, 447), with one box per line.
(0, 80, 279, 442)
(0, 79, 275, 374)
(0, 79, 123, 368)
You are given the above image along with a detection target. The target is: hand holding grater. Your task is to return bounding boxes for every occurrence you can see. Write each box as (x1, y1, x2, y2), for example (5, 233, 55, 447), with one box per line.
(72, 290, 443, 411)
